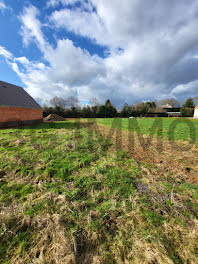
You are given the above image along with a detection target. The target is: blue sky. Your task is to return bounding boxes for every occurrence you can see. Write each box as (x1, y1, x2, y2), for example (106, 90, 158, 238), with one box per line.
(0, 1, 106, 84)
(0, 0, 198, 107)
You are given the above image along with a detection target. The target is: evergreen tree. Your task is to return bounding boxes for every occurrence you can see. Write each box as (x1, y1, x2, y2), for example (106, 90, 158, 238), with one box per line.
(104, 99, 117, 117)
(183, 98, 194, 108)
(120, 103, 130, 117)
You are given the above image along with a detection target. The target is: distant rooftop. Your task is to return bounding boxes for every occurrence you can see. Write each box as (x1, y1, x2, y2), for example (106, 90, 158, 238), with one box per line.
(0, 81, 41, 109)
(161, 104, 173, 109)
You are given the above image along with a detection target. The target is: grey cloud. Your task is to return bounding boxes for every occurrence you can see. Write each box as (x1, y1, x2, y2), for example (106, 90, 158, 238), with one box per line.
(2, 1, 198, 105)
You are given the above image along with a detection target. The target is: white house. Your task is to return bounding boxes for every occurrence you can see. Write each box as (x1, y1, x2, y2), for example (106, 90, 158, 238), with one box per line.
(161, 104, 173, 109)
(194, 105, 198, 118)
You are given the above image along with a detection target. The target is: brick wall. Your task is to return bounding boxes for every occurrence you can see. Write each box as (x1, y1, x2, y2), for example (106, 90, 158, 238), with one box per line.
(0, 106, 43, 123)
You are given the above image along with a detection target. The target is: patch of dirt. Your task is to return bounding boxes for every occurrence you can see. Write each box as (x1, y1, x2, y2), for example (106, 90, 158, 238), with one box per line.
(44, 114, 66, 122)
(82, 122, 198, 183)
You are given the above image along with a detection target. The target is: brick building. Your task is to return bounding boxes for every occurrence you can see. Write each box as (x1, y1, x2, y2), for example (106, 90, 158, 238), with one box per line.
(0, 81, 43, 128)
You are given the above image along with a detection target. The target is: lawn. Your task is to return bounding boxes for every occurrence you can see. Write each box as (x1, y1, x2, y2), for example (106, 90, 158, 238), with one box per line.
(0, 121, 197, 263)
(94, 117, 198, 142)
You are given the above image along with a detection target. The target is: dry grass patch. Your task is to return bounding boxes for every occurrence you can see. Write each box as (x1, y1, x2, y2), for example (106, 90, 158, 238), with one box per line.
(0, 121, 198, 263)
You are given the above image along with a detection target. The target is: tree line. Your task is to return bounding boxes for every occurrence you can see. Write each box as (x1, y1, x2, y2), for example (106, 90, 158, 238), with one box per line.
(42, 96, 197, 118)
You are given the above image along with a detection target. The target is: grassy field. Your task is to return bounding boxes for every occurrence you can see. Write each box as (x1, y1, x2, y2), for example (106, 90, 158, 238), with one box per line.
(0, 121, 198, 263)
(93, 118, 198, 142)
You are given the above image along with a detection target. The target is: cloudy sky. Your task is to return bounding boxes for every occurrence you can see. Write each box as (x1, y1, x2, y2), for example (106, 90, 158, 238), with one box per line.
(0, 0, 198, 106)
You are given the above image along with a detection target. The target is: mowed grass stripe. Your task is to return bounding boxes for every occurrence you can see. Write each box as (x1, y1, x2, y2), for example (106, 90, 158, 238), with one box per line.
(94, 117, 198, 142)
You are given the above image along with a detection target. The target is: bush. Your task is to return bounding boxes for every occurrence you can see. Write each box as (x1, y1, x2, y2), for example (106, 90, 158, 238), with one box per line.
(180, 107, 194, 117)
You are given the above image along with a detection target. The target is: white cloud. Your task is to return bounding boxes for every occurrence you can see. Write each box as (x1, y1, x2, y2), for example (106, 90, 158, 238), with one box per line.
(15, 57, 30, 65)
(0, 6, 105, 101)
(0, 1, 12, 12)
(0, 1, 6, 11)
(2, 1, 198, 105)
(171, 80, 198, 97)
(0, 46, 13, 59)
(48, 0, 198, 102)
(50, 8, 111, 47)
(20, 6, 47, 51)
(47, 0, 80, 7)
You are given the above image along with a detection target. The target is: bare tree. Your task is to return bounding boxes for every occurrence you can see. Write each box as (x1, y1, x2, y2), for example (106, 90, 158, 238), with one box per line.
(159, 98, 180, 107)
(90, 97, 100, 106)
(35, 97, 43, 106)
(50, 96, 66, 108)
(154, 107, 166, 113)
(65, 96, 79, 108)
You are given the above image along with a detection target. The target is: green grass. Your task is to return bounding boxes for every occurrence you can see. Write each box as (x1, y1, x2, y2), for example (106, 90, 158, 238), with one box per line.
(0, 121, 197, 263)
(0, 183, 34, 205)
(93, 117, 198, 142)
